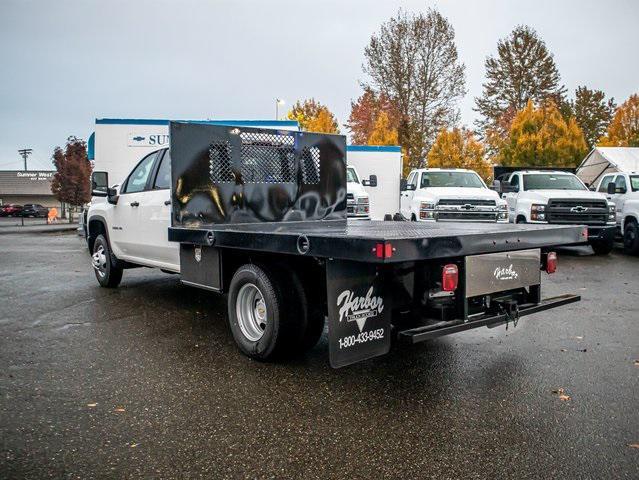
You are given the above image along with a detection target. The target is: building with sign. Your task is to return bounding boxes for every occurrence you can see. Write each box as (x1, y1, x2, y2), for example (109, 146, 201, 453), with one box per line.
(0, 170, 61, 208)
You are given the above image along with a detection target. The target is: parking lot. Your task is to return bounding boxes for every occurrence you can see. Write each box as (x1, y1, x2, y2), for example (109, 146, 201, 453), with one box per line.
(1, 232, 637, 479)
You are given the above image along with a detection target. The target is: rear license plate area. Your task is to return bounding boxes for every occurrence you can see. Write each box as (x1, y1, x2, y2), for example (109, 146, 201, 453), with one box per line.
(465, 249, 541, 298)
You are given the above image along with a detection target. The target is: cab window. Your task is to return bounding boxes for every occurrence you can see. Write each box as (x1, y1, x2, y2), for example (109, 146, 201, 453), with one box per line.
(509, 174, 519, 190)
(598, 175, 615, 193)
(614, 175, 627, 192)
(153, 151, 171, 190)
(122, 152, 158, 194)
(410, 172, 419, 188)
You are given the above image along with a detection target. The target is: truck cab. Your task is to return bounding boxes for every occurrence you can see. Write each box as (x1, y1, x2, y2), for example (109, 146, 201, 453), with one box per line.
(595, 171, 639, 254)
(498, 170, 616, 254)
(88, 148, 179, 273)
(400, 168, 508, 222)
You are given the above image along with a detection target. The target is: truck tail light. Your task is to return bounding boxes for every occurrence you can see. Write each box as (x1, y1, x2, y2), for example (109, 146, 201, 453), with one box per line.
(442, 264, 458, 291)
(546, 252, 557, 274)
(374, 243, 394, 259)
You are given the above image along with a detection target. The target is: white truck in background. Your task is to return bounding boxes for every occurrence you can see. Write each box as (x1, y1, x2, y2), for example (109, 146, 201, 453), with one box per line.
(346, 165, 374, 219)
(347, 146, 402, 220)
(495, 169, 617, 255)
(400, 168, 508, 223)
(594, 171, 639, 254)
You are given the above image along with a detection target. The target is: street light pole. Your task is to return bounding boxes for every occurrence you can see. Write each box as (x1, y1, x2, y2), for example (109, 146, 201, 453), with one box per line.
(18, 148, 33, 171)
(275, 98, 285, 120)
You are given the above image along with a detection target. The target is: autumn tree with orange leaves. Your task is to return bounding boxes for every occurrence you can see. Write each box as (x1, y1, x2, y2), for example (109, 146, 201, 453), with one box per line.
(496, 100, 587, 168)
(598, 93, 639, 147)
(427, 128, 492, 181)
(346, 88, 399, 145)
(287, 98, 339, 134)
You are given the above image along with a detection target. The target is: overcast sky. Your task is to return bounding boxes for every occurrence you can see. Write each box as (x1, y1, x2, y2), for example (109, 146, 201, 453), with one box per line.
(0, 0, 637, 170)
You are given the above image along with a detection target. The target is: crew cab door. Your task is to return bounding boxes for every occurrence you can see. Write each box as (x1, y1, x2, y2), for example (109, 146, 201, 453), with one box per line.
(140, 150, 179, 270)
(504, 173, 520, 217)
(109, 151, 159, 261)
(400, 171, 417, 219)
(611, 175, 628, 222)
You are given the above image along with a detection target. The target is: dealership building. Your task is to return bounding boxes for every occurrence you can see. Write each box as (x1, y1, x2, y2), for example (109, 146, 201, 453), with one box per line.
(0, 170, 61, 208)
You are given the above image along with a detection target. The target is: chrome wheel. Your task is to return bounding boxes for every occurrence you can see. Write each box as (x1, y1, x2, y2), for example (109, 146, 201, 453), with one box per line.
(92, 245, 107, 278)
(236, 283, 267, 341)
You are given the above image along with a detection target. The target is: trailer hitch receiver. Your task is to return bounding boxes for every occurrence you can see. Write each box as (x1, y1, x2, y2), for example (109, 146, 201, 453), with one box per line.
(495, 299, 520, 329)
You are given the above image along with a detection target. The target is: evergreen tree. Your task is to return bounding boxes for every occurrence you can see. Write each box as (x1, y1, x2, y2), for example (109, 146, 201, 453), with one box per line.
(475, 26, 566, 138)
(571, 86, 616, 149)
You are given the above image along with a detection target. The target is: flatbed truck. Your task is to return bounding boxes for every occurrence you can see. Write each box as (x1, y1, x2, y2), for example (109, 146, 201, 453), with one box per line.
(88, 123, 585, 368)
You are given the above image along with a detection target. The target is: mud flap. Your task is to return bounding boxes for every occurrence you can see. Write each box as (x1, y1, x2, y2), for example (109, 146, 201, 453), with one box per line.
(326, 259, 391, 368)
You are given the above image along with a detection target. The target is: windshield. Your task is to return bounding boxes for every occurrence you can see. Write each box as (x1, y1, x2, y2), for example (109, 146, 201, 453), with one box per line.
(420, 171, 484, 189)
(347, 167, 359, 183)
(631, 175, 639, 192)
(523, 174, 586, 191)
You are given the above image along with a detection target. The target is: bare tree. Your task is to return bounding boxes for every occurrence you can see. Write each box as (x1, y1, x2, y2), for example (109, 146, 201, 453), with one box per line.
(363, 8, 466, 170)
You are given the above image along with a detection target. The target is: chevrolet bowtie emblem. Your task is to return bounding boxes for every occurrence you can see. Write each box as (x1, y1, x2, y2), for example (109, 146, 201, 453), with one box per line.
(570, 206, 588, 213)
(460, 204, 475, 210)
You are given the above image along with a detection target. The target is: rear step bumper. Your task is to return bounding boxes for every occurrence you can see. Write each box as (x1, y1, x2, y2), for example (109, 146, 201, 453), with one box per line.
(398, 294, 581, 344)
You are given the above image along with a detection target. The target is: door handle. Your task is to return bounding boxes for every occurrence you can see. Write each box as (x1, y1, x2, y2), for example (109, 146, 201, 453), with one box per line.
(606, 196, 612, 200)
(130, 201, 139, 207)
(164, 200, 171, 206)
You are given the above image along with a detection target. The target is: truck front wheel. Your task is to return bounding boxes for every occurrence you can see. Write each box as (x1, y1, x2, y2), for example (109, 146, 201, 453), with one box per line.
(92, 234, 123, 288)
(228, 264, 307, 361)
(623, 220, 639, 255)
(590, 238, 614, 255)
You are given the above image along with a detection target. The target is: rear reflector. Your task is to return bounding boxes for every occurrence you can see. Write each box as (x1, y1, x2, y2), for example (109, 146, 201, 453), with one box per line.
(546, 252, 557, 274)
(374, 242, 394, 259)
(385, 243, 393, 258)
(442, 264, 459, 291)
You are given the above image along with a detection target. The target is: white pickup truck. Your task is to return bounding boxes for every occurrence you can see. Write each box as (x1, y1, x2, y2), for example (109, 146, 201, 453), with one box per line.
(400, 168, 508, 222)
(346, 165, 375, 220)
(594, 171, 639, 254)
(496, 170, 617, 255)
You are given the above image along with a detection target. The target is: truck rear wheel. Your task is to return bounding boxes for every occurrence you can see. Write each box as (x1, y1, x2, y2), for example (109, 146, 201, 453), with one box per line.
(590, 238, 614, 255)
(92, 234, 123, 288)
(227, 264, 307, 361)
(623, 220, 639, 255)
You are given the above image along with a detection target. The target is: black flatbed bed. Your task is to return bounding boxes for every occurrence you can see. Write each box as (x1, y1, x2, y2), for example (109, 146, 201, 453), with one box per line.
(169, 220, 587, 263)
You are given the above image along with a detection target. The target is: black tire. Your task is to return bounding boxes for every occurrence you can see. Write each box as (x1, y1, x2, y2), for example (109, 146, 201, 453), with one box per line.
(623, 220, 639, 255)
(227, 264, 307, 361)
(92, 234, 123, 288)
(590, 238, 614, 255)
(516, 215, 527, 224)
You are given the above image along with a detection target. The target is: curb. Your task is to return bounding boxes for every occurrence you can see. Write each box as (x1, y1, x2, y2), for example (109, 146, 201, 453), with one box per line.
(0, 225, 78, 235)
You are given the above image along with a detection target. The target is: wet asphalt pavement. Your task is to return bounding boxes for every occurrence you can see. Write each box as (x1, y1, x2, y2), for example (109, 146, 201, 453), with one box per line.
(1, 233, 637, 479)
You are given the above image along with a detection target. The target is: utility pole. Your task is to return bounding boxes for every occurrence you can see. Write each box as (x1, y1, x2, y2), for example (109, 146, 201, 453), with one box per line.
(18, 148, 33, 171)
